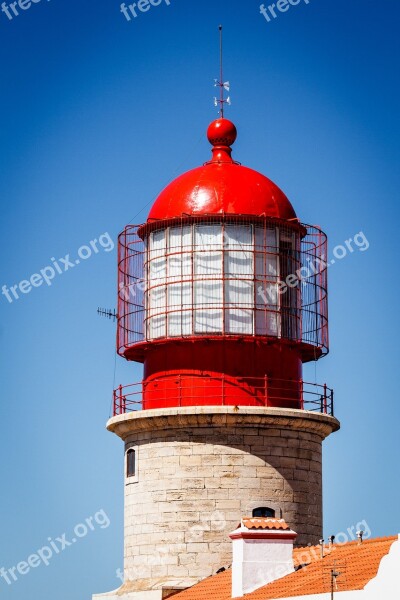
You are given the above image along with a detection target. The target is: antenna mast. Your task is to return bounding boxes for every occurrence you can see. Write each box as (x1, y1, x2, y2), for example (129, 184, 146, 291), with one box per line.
(97, 307, 118, 322)
(214, 25, 231, 117)
(219, 25, 224, 117)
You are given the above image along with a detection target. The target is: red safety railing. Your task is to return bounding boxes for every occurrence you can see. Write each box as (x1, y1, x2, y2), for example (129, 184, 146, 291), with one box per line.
(112, 377, 334, 417)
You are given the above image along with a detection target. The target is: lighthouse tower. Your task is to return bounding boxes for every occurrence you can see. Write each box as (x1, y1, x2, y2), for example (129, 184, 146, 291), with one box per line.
(100, 118, 339, 599)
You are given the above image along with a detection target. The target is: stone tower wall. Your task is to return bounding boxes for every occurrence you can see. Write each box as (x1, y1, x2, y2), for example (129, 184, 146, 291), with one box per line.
(107, 407, 339, 592)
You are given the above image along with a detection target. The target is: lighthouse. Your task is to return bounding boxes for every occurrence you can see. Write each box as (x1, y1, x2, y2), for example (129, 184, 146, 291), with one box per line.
(96, 117, 340, 600)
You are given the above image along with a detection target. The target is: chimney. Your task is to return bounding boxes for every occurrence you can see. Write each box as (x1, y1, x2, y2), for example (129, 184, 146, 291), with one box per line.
(230, 518, 297, 597)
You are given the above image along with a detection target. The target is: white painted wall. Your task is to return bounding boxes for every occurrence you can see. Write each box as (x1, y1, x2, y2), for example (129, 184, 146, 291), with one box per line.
(231, 529, 296, 597)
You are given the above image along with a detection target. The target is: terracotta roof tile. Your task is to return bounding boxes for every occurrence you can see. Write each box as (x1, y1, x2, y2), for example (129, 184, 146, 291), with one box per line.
(174, 536, 397, 600)
(241, 518, 290, 531)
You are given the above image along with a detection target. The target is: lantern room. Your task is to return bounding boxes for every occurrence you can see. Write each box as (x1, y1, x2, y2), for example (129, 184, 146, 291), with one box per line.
(115, 119, 331, 414)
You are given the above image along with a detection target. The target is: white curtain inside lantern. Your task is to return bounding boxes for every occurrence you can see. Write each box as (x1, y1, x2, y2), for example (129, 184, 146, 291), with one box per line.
(194, 225, 223, 333)
(255, 226, 280, 336)
(167, 226, 192, 337)
(145, 223, 299, 340)
(224, 225, 254, 334)
(147, 230, 166, 339)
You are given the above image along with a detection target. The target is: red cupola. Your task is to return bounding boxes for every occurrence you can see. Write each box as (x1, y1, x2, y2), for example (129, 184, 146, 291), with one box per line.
(148, 119, 296, 221)
(115, 119, 331, 415)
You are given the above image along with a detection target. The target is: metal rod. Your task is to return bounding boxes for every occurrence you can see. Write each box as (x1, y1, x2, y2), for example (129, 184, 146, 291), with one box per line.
(219, 25, 223, 117)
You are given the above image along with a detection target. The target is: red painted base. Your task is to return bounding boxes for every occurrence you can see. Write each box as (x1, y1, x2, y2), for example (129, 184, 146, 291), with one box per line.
(142, 339, 303, 410)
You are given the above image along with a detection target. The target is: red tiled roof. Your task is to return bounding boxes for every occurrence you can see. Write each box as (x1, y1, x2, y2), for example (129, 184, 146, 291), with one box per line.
(241, 518, 290, 531)
(174, 536, 397, 600)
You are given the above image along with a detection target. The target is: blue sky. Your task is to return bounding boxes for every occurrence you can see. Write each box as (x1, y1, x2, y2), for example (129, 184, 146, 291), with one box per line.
(0, 0, 399, 598)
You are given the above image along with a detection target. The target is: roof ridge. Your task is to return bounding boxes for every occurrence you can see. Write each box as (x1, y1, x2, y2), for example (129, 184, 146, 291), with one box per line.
(294, 534, 398, 552)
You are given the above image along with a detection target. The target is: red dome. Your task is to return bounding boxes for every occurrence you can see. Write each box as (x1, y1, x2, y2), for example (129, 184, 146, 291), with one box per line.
(148, 119, 297, 222)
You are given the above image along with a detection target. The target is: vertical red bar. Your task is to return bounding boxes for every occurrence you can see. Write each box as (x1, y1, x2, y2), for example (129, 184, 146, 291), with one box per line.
(118, 384, 123, 414)
(222, 220, 226, 336)
(264, 375, 268, 407)
(324, 232, 329, 351)
(142, 380, 146, 411)
(323, 383, 327, 414)
(300, 379, 304, 410)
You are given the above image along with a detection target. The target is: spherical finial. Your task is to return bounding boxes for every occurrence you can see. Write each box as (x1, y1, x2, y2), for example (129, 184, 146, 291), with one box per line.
(207, 118, 237, 147)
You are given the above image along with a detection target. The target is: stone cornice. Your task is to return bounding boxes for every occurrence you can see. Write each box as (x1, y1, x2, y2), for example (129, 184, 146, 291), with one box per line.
(107, 406, 340, 441)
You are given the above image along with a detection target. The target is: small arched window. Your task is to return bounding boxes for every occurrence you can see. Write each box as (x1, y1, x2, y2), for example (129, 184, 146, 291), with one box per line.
(252, 507, 275, 518)
(126, 449, 136, 478)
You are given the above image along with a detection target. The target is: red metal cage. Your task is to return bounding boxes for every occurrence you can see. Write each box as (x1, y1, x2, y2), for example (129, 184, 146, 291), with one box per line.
(117, 217, 328, 362)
